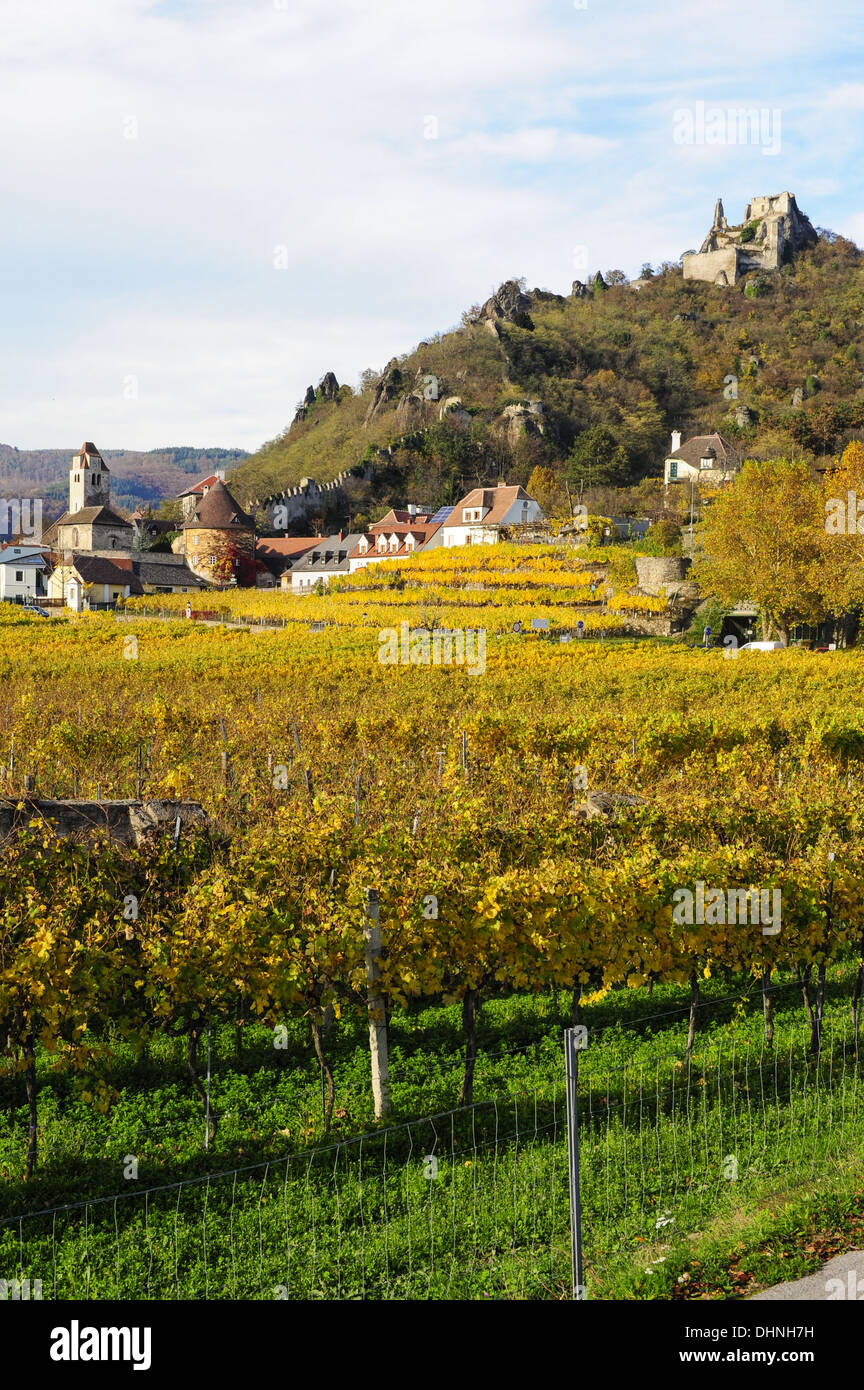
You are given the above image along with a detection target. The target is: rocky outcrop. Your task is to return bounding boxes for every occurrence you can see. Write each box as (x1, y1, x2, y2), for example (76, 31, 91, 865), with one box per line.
(479, 280, 534, 325)
(438, 397, 472, 428)
(364, 360, 404, 426)
(294, 375, 339, 424)
(495, 400, 545, 449)
(394, 392, 434, 432)
(571, 280, 590, 299)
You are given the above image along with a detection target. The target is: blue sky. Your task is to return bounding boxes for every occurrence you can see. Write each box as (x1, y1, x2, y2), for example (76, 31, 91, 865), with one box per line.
(1, 0, 863, 452)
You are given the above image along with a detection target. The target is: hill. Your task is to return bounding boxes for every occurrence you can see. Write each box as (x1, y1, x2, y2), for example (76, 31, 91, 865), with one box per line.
(0, 445, 249, 521)
(230, 226, 864, 524)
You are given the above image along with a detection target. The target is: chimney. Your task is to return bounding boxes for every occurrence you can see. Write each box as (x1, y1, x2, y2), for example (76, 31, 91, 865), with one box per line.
(671, 430, 682, 453)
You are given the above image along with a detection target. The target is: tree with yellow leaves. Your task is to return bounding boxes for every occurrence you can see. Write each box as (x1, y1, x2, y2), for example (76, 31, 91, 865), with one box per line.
(691, 458, 828, 646)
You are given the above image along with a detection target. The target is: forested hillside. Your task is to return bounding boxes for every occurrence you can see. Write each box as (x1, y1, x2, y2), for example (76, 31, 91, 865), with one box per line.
(232, 232, 864, 520)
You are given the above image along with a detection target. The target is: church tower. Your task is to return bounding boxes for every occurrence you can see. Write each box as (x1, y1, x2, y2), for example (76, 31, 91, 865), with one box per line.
(69, 442, 110, 514)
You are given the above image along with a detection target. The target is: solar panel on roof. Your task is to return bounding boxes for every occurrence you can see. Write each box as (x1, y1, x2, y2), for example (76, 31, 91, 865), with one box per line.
(429, 505, 454, 524)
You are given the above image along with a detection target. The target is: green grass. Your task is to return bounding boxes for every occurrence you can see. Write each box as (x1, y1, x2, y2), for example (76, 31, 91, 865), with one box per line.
(2, 967, 863, 1299)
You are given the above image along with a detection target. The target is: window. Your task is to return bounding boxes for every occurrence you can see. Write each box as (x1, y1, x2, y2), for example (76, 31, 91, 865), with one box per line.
(209, 555, 215, 565)
(15, 570, 23, 582)
(668, 461, 678, 481)
(193, 536, 198, 546)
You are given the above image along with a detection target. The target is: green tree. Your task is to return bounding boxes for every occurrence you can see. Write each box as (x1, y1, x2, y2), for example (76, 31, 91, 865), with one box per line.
(565, 426, 629, 497)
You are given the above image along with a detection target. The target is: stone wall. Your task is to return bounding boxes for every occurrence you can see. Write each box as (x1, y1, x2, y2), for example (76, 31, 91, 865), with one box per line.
(257, 472, 356, 531)
(682, 247, 739, 286)
(0, 798, 208, 847)
(635, 556, 690, 594)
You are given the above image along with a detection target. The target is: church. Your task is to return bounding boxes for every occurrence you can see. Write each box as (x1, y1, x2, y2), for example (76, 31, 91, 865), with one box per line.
(44, 443, 135, 552)
(43, 442, 204, 604)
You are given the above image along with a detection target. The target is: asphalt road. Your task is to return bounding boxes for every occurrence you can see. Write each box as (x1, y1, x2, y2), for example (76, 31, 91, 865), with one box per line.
(750, 1249, 864, 1300)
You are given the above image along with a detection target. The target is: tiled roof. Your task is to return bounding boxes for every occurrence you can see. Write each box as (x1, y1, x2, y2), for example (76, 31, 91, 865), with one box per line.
(55, 506, 132, 528)
(450, 483, 536, 526)
(178, 473, 220, 499)
(182, 479, 254, 531)
(291, 533, 365, 572)
(667, 433, 738, 468)
(349, 522, 441, 560)
(133, 560, 206, 589)
(70, 555, 144, 593)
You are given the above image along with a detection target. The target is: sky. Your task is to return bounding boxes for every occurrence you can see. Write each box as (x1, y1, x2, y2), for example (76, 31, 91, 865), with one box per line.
(2, 0, 864, 453)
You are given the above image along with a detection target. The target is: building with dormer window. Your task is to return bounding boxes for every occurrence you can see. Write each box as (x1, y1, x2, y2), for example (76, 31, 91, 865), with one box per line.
(439, 482, 543, 547)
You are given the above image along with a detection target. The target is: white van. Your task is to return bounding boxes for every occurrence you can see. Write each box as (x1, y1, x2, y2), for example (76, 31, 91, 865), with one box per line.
(725, 640, 784, 658)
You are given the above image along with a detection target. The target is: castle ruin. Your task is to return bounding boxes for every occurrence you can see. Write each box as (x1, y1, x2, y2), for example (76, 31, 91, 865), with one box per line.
(682, 193, 817, 287)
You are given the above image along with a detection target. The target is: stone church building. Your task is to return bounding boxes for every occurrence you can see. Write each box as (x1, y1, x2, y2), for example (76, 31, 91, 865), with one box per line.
(45, 443, 135, 552)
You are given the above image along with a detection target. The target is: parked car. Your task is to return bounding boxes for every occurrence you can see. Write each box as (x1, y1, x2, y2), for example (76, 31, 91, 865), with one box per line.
(724, 640, 784, 658)
(22, 602, 49, 618)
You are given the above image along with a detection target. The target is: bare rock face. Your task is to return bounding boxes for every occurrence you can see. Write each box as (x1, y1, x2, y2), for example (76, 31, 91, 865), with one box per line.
(394, 392, 434, 431)
(479, 280, 534, 325)
(571, 280, 590, 299)
(438, 396, 472, 428)
(364, 359, 404, 425)
(496, 400, 545, 449)
(319, 371, 340, 401)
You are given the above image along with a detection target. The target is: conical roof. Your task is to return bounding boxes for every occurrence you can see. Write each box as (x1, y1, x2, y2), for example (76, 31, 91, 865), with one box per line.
(183, 478, 254, 531)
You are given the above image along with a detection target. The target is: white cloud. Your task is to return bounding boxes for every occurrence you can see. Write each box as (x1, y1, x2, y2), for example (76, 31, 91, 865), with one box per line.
(0, 0, 859, 449)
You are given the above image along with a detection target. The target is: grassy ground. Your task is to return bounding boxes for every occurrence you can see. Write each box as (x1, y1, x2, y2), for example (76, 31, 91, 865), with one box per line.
(2, 964, 863, 1299)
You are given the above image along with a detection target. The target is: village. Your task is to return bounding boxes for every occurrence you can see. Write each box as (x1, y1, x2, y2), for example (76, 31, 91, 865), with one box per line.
(0, 430, 739, 615)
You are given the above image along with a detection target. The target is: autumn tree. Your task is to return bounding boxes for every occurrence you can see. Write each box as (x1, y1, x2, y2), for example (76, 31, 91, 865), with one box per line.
(526, 465, 570, 519)
(691, 458, 828, 646)
(820, 440, 864, 620)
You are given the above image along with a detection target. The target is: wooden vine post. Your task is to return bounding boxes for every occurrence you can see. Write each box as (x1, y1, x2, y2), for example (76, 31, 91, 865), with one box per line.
(363, 887, 391, 1120)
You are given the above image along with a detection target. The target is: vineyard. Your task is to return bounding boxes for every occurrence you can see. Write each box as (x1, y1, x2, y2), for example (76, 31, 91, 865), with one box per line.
(2, 597, 864, 1297)
(121, 540, 663, 634)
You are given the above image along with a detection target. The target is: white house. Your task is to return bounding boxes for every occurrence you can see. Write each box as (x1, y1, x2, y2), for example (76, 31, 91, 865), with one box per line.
(348, 508, 445, 572)
(663, 432, 739, 488)
(0, 545, 48, 603)
(440, 483, 543, 547)
(289, 533, 365, 591)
